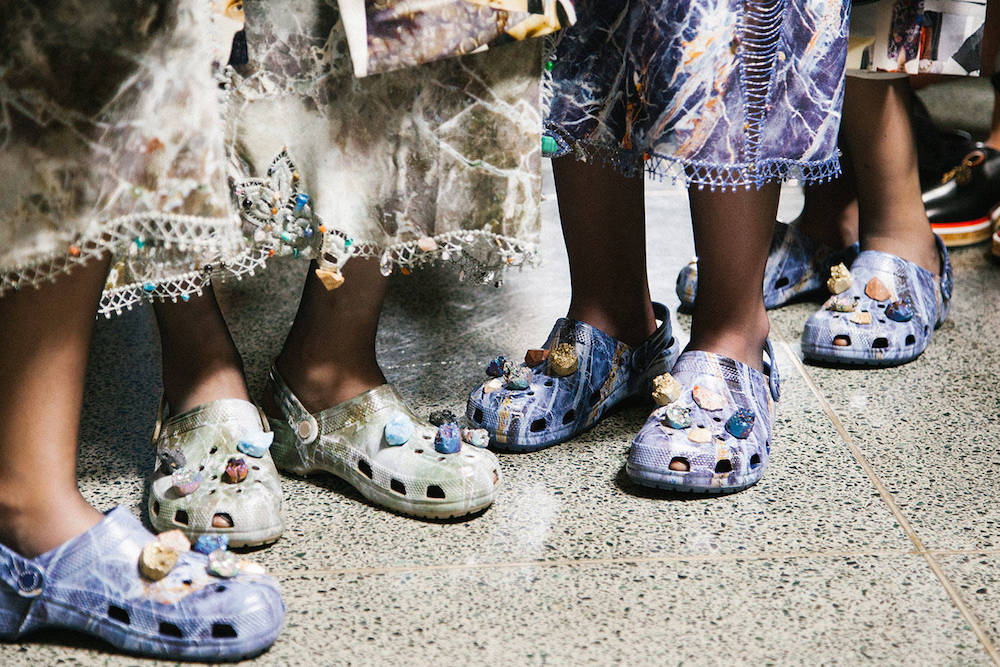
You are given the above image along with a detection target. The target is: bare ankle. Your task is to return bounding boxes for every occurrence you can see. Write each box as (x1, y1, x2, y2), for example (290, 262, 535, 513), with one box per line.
(162, 353, 250, 414)
(566, 303, 657, 347)
(273, 354, 386, 414)
(688, 311, 770, 372)
(0, 491, 102, 558)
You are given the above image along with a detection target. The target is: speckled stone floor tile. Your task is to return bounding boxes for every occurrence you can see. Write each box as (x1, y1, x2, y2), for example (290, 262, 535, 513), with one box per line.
(12, 166, 1000, 663)
(767, 244, 1000, 552)
(937, 554, 1000, 652)
(248, 555, 985, 665)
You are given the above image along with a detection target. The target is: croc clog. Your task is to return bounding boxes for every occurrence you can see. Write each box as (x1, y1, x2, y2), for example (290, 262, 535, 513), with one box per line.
(149, 399, 284, 548)
(0, 507, 283, 661)
(626, 341, 781, 494)
(467, 302, 679, 452)
(801, 235, 952, 366)
(267, 369, 502, 520)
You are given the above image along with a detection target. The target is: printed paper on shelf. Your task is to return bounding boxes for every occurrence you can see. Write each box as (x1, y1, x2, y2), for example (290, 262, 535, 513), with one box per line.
(338, 0, 576, 78)
(848, 0, 986, 75)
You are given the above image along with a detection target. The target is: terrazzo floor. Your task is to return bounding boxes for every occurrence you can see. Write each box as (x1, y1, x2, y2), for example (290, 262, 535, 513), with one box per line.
(4, 85, 1000, 665)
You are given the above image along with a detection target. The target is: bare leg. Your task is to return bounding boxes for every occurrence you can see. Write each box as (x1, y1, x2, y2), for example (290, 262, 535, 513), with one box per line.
(794, 150, 860, 249)
(687, 185, 778, 372)
(154, 287, 250, 415)
(553, 158, 656, 346)
(842, 76, 939, 274)
(0, 258, 109, 558)
(263, 258, 388, 415)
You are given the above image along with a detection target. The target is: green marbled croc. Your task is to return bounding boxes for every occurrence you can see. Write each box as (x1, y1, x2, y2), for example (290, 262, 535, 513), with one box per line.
(266, 367, 502, 520)
(148, 398, 285, 547)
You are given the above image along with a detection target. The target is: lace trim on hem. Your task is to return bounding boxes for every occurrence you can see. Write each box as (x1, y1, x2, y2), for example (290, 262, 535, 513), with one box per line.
(551, 135, 842, 189)
(0, 212, 259, 318)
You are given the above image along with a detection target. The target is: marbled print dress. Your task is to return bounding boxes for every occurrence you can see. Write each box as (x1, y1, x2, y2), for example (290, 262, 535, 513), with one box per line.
(0, 1, 257, 316)
(544, 0, 850, 189)
(229, 0, 543, 283)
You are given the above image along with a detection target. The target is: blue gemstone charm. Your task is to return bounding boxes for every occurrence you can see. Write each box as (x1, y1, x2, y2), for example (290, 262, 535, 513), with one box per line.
(294, 193, 309, 213)
(663, 403, 692, 429)
(193, 534, 229, 555)
(486, 356, 506, 377)
(885, 298, 914, 323)
(434, 423, 462, 454)
(725, 408, 756, 439)
(237, 431, 275, 458)
(384, 412, 414, 446)
(505, 365, 532, 390)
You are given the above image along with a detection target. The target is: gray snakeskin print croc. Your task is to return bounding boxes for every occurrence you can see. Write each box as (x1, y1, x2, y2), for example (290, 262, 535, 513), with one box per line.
(801, 235, 953, 366)
(266, 367, 502, 520)
(676, 220, 860, 311)
(149, 398, 284, 548)
(627, 341, 781, 494)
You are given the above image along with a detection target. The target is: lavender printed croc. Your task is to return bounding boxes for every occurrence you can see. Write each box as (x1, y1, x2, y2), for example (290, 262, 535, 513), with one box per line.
(626, 342, 781, 494)
(676, 220, 860, 310)
(467, 303, 679, 452)
(801, 235, 953, 366)
(0, 507, 283, 661)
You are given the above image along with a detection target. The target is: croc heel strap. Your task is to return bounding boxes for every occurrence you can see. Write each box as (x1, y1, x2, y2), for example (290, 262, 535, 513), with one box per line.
(627, 341, 780, 494)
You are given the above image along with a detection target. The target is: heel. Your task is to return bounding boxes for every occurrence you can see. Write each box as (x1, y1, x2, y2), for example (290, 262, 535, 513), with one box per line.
(268, 418, 311, 475)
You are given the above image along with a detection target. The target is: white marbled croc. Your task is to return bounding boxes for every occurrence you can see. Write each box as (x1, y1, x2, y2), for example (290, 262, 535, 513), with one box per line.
(266, 366, 502, 520)
(148, 398, 285, 548)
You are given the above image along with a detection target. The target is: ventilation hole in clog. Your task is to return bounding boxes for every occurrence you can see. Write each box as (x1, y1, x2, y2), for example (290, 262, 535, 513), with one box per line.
(212, 513, 233, 528)
(159, 622, 183, 638)
(774, 276, 790, 289)
(107, 605, 130, 625)
(589, 389, 601, 404)
(527, 391, 535, 396)
(209, 489, 216, 495)
(712, 417, 721, 422)
(749, 453, 762, 468)
(209, 446, 217, 455)
(766, 441, 771, 453)
(358, 459, 373, 479)
(872, 337, 889, 349)
(562, 409, 576, 425)
(198, 465, 204, 471)
(427, 485, 445, 499)
(211, 623, 238, 639)
(415, 449, 424, 454)
(668, 457, 689, 472)
(905, 334, 916, 345)
(438, 456, 446, 462)
(923, 326, 928, 334)
(210, 475, 218, 481)
(174, 510, 189, 526)
(530, 418, 547, 433)
(715, 459, 733, 474)
(252, 465, 260, 471)
(215, 585, 227, 593)
(390, 479, 406, 495)
(493, 469, 500, 484)
(833, 335, 851, 347)
(152, 501, 160, 516)
(423, 434, 431, 440)
(544, 380, 554, 387)
(878, 318, 886, 323)
(183, 579, 193, 586)
(473, 408, 483, 423)
(877, 303, 885, 308)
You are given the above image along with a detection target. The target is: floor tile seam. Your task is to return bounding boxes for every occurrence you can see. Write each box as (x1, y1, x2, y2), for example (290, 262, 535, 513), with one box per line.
(773, 332, 1000, 665)
(267, 547, 917, 578)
